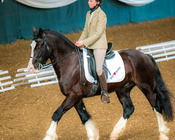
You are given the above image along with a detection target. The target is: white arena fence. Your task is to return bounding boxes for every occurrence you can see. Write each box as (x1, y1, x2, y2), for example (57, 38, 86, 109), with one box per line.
(136, 40, 175, 62)
(0, 70, 15, 92)
(13, 66, 58, 88)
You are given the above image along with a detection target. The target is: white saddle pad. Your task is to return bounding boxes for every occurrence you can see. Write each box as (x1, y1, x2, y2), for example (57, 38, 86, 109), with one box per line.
(82, 48, 125, 83)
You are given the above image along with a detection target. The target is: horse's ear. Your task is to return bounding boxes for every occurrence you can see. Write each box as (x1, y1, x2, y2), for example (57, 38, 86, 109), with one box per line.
(32, 26, 37, 33)
(39, 28, 44, 36)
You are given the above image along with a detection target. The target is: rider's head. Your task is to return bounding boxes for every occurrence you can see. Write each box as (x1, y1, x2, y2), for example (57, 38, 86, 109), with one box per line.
(88, 0, 103, 10)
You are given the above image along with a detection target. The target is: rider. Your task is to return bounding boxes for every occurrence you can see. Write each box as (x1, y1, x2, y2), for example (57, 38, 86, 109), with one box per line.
(75, 0, 110, 104)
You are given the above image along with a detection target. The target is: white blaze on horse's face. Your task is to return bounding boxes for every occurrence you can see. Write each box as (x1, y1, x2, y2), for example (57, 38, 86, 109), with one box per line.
(27, 40, 39, 73)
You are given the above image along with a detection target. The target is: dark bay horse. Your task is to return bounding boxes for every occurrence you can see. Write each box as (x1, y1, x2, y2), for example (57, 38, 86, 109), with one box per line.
(28, 27, 173, 140)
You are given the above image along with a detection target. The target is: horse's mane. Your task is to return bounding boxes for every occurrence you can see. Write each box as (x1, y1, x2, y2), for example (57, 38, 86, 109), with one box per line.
(44, 29, 75, 48)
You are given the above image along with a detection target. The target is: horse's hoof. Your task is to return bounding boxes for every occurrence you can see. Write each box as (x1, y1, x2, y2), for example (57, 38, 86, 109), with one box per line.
(160, 133, 169, 140)
(43, 135, 52, 140)
(43, 133, 58, 140)
(110, 133, 120, 140)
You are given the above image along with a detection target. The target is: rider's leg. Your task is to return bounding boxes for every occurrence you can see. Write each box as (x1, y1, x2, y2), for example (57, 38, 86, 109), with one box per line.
(94, 49, 110, 104)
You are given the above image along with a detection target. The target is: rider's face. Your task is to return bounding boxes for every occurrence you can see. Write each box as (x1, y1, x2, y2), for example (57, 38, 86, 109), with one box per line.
(88, 0, 99, 9)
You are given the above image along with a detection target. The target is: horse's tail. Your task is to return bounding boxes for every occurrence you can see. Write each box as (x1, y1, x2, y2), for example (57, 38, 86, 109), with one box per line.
(147, 54, 174, 121)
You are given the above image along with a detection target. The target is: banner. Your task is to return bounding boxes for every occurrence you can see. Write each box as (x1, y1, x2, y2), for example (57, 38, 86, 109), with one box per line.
(16, 0, 77, 9)
(118, 0, 155, 6)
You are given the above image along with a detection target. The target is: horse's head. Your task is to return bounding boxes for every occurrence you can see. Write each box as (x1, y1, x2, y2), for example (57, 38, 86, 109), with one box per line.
(28, 26, 51, 73)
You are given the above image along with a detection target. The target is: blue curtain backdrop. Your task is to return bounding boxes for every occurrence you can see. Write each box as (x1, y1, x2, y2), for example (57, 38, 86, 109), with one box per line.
(0, 0, 175, 44)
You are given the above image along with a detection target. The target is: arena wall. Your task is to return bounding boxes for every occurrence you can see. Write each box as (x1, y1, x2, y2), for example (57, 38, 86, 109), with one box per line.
(0, 0, 175, 44)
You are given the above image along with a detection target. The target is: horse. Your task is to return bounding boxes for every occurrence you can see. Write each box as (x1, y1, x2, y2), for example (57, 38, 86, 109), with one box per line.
(28, 26, 174, 140)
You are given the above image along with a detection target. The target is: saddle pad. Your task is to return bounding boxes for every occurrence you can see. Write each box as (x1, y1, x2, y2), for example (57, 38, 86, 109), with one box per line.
(82, 48, 125, 83)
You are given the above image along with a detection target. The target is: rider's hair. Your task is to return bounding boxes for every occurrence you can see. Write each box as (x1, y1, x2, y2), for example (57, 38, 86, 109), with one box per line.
(96, 0, 102, 3)
(95, 0, 103, 6)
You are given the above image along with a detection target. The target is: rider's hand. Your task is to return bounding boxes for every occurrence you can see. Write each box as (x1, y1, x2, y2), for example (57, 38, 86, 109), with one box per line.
(75, 41, 84, 47)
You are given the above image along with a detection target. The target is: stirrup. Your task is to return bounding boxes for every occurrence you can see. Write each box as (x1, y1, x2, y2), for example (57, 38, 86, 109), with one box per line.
(101, 91, 110, 104)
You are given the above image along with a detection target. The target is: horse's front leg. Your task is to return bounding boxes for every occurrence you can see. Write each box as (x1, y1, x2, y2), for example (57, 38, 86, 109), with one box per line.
(110, 86, 135, 140)
(43, 93, 79, 140)
(74, 100, 99, 140)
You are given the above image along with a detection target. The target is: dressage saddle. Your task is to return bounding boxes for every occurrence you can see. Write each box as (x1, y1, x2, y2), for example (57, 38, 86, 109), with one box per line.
(86, 42, 115, 81)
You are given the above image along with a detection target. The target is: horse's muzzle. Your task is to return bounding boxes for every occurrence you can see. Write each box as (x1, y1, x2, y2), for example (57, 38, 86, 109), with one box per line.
(28, 64, 40, 73)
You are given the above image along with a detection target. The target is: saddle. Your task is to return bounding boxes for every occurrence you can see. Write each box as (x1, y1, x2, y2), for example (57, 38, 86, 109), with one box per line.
(86, 43, 115, 81)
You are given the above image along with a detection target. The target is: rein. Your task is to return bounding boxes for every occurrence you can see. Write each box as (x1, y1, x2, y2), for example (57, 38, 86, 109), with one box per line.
(40, 46, 86, 86)
(40, 48, 76, 69)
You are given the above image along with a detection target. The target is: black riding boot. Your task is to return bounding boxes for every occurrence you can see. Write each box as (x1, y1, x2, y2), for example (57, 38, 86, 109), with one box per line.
(98, 71, 110, 104)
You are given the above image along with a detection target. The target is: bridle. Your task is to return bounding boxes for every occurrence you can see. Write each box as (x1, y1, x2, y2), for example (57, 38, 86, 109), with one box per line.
(30, 32, 85, 85)
(31, 33, 76, 69)
(30, 33, 49, 64)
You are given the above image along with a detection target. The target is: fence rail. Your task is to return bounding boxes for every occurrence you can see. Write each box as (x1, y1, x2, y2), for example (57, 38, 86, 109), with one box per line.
(13, 66, 58, 88)
(136, 40, 175, 62)
(0, 70, 15, 92)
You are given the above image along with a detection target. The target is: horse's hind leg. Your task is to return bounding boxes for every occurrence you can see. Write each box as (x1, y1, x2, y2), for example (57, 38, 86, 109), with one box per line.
(74, 100, 99, 140)
(110, 82, 135, 140)
(137, 84, 169, 140)
(154, 109, 169, 140)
